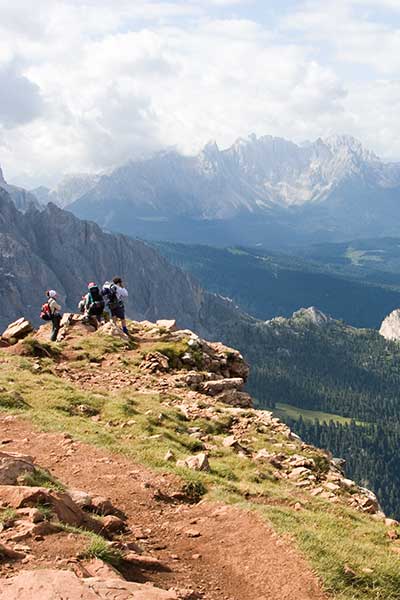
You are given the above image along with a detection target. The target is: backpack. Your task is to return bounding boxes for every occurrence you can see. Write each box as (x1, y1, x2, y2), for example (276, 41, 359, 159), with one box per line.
(40, 302, 52, 321)
(102, 282, 119, 310)
(88, 284, 105, 314)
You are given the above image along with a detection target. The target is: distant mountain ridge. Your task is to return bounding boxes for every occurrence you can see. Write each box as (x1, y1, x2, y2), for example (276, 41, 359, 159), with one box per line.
(0, 187, 237, 334)
(0, 165, 40, 212)
(62, 134, 400, 245)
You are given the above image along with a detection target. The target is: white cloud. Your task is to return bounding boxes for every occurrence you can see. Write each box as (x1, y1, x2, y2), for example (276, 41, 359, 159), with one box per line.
(1, 0, 400, 186)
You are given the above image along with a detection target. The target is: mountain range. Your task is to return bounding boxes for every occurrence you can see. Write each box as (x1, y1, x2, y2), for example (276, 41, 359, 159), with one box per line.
(28, 133, 400, 246)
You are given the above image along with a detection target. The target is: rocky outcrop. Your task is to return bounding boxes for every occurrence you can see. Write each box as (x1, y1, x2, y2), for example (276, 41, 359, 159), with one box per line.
(0, 569, 190, 600)
(292, 307, 332, 327)
(1, 318, 33, 342)
(379, 309, 400, 341)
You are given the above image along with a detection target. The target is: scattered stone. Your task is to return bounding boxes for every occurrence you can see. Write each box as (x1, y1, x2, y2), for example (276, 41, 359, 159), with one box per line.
(140, 352, 170, 373)
(82, 558, 124, 580)
(198, 378, 244, 397)
(177, 453, 210, 472)
(288, 467, 310, 480)
(101, 515, 126, 534)
(185, 529, 201, 538)
(164, 449, 175, 462)
(0, 486, 101, 531)
(0, 542, 26, 560)
(385, 518, 399, 527)
(68, 489, 92, 508)
(123, 552, 169, 571)
(2, 318, 33, 342)
(0, 451, 36, 485)
(90, 496, 119, 516)
(156, 320, 177, 332)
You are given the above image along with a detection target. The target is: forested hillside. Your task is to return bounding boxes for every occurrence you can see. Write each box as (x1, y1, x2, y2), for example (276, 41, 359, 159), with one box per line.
(157, 242, 400, 328)
(215, 308, 400, 518)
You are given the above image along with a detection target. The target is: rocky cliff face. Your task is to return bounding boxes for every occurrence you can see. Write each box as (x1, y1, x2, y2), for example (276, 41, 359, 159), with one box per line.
(0, 165, 40, 212)
(379, 309, 400, 341)
(0, 188, 236, 333)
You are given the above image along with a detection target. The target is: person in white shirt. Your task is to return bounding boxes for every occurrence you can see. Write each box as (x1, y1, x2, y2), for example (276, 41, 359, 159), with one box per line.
(46, 290, 62, 341)
(110, 277, 129, 335)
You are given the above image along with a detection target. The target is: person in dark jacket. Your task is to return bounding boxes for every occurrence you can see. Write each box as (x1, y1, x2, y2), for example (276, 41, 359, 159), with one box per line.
(102, 277, 129, 334)
(79, 282, 105, 325)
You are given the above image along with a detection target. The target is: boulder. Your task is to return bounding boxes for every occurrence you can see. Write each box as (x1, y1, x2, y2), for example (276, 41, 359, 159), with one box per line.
(101, 515, 125, 534)
(90, 496, 119, 516)
(97, 322, 129, 340)
(379, 309, 400, 341)
(0, 542, 26, 560)
(198, 378, 244, 397)
(140, 352, 170, 373)
(68, 489, 92, 508)
(2, 318, 33, 342)
(123, 552, 169, 570)
(208, 342, 250, 380)
(82, 558, 124, 580)
(60, 313, 74, 328)
(0, 569, 184, 599)
(0, 451, 36, 485)
(177, 453, 210, 472)
(216, 390, 252, 408)
(0, 486, 101, 531)
(156, 319, 177, 332)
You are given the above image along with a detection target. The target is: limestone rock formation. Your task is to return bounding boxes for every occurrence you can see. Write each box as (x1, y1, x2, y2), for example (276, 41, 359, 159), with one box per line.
(379, 308, 400, 341)
(1, 318, 33, 342)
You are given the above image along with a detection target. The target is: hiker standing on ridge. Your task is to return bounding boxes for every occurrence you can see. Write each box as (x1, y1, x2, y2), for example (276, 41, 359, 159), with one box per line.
(102, 277, 129, 335)
(45, 290, 62, 342)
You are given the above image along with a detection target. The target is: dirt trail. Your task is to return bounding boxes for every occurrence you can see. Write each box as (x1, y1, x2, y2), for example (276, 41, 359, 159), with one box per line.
(0, 417, 327, 600)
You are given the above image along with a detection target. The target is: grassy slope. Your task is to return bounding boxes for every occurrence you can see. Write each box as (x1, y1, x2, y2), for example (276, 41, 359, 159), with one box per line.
(1, 336, 399, 600)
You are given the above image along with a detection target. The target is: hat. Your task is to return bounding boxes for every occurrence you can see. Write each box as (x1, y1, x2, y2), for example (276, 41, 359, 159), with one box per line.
(88, 282, 96, 288)
(47, 290, 57, 298)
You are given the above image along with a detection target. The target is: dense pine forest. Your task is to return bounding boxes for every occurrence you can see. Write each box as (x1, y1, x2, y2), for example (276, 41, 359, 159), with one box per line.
(157, 242, 400, 328)
(216, 309, 400, 518)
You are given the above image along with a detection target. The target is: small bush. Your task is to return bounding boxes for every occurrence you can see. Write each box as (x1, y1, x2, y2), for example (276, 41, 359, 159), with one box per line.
(153, 341, 189, 368)
(19, 467, 65, 492)
(181, 480, 207, 503)
(82, 534, 123, 566)
(0, 390, 30, 410)
(0, 507, 17, 527)
(21, 336, 61, 359)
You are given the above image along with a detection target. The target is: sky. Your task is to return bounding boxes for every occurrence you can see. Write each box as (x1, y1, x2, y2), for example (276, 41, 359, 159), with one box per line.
(2, 0, 400, 187)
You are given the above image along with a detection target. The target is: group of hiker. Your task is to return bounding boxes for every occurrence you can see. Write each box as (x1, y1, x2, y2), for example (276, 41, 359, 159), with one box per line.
(41, 277, 129, 342)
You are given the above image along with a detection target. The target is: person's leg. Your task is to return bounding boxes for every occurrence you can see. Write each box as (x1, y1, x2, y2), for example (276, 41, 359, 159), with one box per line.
(50, 315, 61, 342)
(119, 307, 129, 335)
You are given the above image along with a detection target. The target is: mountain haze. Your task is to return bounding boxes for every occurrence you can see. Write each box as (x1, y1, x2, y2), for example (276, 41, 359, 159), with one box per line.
(67, 134, 400, 246)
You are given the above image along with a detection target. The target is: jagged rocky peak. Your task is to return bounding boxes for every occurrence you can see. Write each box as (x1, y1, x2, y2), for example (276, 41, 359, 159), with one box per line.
(379, 309, 400, 341)
(292, 306, 332, 326)
(0, 165, 40, 212)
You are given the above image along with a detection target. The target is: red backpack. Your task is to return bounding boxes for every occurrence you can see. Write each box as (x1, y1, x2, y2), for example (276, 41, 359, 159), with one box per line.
(40, 302, 52, 321)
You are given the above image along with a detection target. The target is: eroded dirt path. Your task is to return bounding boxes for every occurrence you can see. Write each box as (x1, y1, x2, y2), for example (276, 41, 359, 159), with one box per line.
(0, 416, 328, 600)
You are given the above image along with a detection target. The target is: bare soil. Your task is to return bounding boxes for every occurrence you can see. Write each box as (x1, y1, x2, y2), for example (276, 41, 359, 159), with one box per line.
(0, 417, 328, 600)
